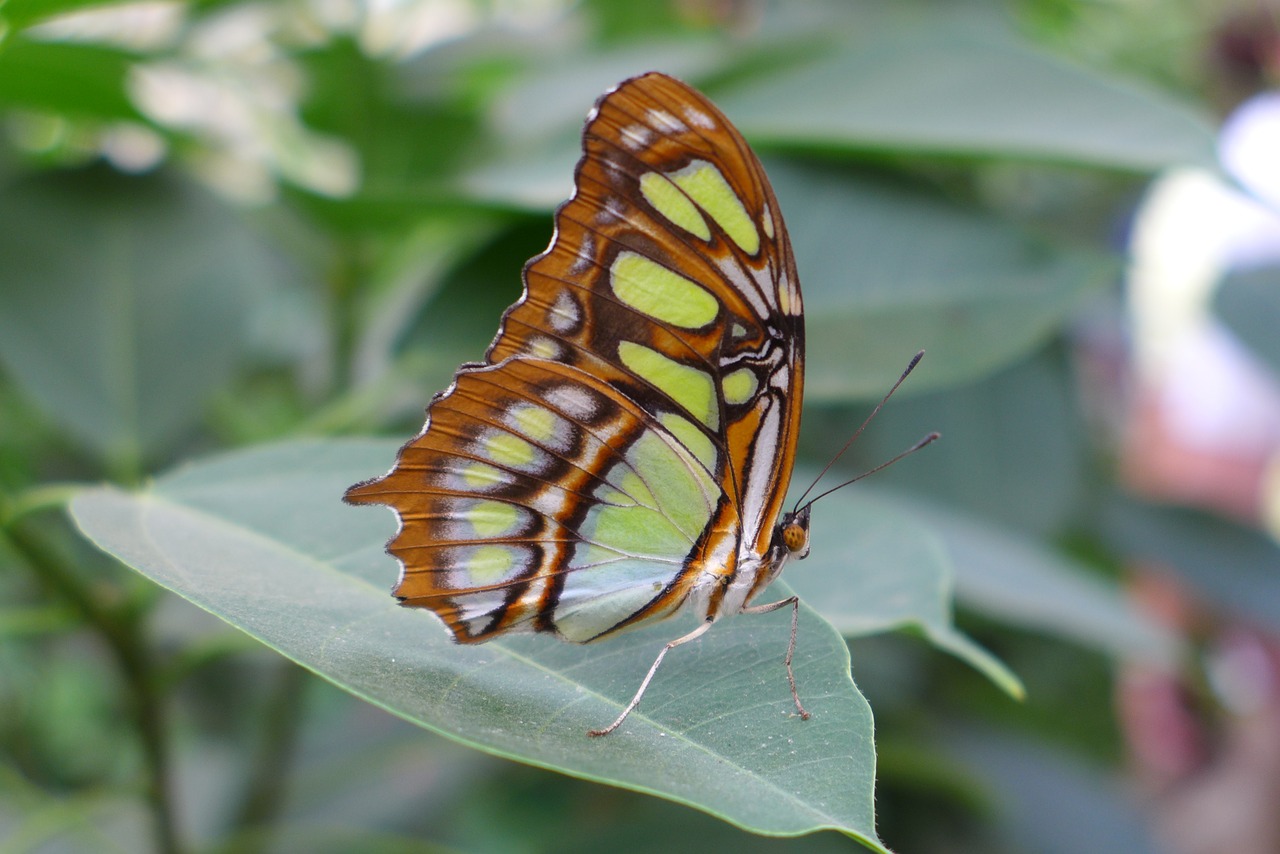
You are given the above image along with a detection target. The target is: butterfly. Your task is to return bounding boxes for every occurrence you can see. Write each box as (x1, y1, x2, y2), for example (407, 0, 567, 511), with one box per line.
(349, 71, 830, 736)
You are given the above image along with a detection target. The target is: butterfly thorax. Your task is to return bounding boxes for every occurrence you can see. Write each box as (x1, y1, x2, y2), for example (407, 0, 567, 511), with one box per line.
(693, 503, 811, 622)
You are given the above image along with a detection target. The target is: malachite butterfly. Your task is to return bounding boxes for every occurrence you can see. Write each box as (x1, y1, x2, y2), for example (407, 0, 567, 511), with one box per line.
(348, 71, 882, 736)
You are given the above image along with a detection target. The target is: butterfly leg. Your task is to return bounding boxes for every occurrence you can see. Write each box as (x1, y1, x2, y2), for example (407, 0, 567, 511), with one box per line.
(740, 596, 810, 720)
(588, 619, 715, 737)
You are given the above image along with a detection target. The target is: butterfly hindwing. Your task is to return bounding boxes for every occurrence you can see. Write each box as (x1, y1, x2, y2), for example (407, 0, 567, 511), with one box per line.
(347, 72, 804, 645)
(349, 357, 719, 642)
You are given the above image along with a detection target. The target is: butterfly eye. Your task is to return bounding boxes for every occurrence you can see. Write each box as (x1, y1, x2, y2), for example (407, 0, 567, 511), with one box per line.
(782, 521, 808, 554)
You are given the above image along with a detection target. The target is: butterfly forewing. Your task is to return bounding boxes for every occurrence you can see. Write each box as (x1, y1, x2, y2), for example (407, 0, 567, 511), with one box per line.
(347, 72, 804, 645)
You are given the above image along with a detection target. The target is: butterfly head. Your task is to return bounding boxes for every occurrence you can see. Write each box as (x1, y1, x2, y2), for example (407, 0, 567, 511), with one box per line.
(777, 504, 812, 561)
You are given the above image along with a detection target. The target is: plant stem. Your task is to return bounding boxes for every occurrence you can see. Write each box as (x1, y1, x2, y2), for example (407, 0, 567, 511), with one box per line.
(230, 662, 309, 851)
(330, 237, 367, 397)
(2, 514, 184, 854)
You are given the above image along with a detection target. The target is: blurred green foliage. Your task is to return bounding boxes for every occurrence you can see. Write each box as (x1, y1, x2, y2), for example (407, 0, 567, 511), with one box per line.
(2, 1, 1276, 852)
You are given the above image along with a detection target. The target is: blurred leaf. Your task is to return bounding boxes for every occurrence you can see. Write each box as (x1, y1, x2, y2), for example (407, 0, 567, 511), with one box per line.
(772, 163, 1114, 399)
(581, 0, 708, 43)
(0, 603, 79, 636)
(1, 641, 130, 784)
(390, 220, 551, 411)
(1213, 264, 1280, 375)
(472, 10, 1217, 176)
(460, 134, 582, 211)
(786, 481, 1022, 698)
(459, 47, 739, 211)
(284, 187, 492, 234)
(485, 43, 736, 146)
(71, 439, 907, 849)
(446, 762, 877, 854)
(0, 36, 143, 122)
(721, 23, 1217, 173)
(1098, 494, 1280, 635)
(223, 827, 453, 854)
(0, 167, 278, 470)
(296, 37, 487, 196)
(0, 380, 69, 492)
(944, 727, 1161, 854)
(0, 764, 151, 853)
(811, 348, 1088, 537)
(272, 687, 490, 839)
(349, 218, 505, 387)
(871, 491, 1180, 665)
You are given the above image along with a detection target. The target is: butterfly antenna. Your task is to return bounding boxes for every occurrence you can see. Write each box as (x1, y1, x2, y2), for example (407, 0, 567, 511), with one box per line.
(797, 430, 940, 512)
(791, 350, 926, 512)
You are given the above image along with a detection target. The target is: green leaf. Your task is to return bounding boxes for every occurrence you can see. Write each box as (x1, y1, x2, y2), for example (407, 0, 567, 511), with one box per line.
(944, 728, 1162, 853)
(772, 162, 1115, 400)
(786, 481, 1023, 698)
(800, 357, 1177, 665)
(1098, 494, 1280, 637)
(459, 137, 581, 212)
(367, 221, 552, 419)
(457, 45, 743, 213)
(0, 765, 151, 852)
(828, 349, 1087, 537)
(0, 36, 143, 122)
(879, 491, 1181, 666)
(295, 37, 485, 197)
(348, 219, 505, 388)
(0, 167, 276, 470)
(70, 439, 900, 849)
(721, 25, 1217, 172)
(483, 44, 733, 147)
